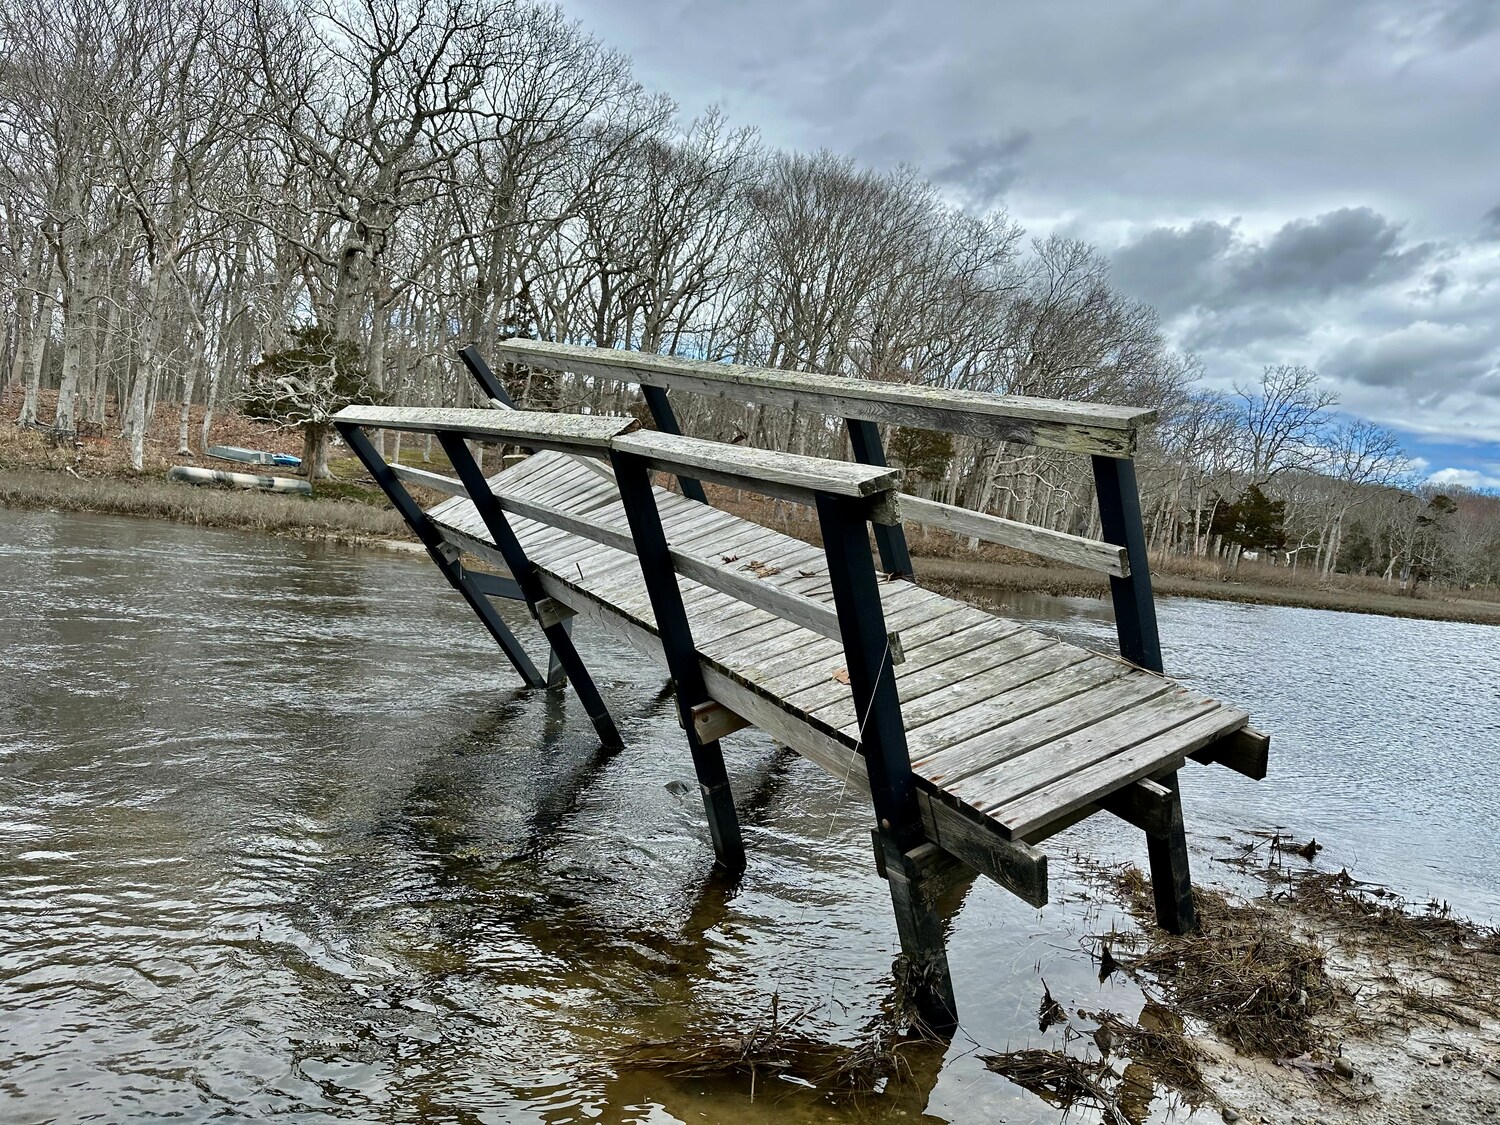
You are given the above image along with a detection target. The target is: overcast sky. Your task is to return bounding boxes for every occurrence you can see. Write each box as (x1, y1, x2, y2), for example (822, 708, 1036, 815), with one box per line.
(565, 0, 1500, 490)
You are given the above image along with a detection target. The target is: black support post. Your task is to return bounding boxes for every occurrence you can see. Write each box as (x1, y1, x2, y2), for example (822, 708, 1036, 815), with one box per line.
(439, 433, 624, 750)
(610, 450, 745, 871)
(457, 344, 518, 407)
(1091, 453, 1196, 935)
(338, 422, 546, 688)
(641, 385, 709, 504)
(816, 492, 957, 1031)
(1091, 454, 1162, 673)
(846, 419, 913, 578)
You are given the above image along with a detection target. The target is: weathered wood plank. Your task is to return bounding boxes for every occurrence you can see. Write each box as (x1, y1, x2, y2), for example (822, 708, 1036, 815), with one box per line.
(899, 494, 1129, 577)
(949, 692, 1221, 814)
(1190, 725, 1269, 780)
(613, 430, 900, 504)
(915, 673, 1176, 786)
(337, 405, 638, 454)
(494, 339, 1153, 458)
(992, 706, 1249, 837)
(908, 655, 1137, 755)
(898, 637, 1071, 727)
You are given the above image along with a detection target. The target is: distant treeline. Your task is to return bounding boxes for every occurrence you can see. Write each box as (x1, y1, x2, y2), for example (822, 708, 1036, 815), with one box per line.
(2, 0, 1495, 589)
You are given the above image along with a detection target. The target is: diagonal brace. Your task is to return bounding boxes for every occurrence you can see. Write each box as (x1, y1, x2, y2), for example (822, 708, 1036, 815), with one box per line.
(438, 432, 624, 750)
(338, 421, 545, 687)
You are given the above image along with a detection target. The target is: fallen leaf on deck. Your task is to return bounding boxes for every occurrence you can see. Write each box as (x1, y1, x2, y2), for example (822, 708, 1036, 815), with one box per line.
(831, 668, 850, 685)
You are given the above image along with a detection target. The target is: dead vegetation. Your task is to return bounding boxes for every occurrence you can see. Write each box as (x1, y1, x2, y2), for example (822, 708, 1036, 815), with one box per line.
(615, 969, 948, 1102)
(0, 466, 408, 542)
(1099, 864, 1349, 1058)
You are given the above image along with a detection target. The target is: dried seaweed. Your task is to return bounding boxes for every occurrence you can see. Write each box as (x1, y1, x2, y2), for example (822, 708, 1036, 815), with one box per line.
(1101, 865, 1348, 1057)
(982, 1048, 1129, 1125)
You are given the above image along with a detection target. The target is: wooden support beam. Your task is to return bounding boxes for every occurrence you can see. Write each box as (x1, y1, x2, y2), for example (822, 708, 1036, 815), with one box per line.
(464, 570, 524, 601)
(611, 450, 747, 872)
(847, 419, 913, 578)
(438, 521, 1049, 908)
(390, 462, 467, 498)
(439, 433, 623, 749)
(689, 701, 751, 744)
(336, 422, 545, 688)
(1190, 725, 1269, 780)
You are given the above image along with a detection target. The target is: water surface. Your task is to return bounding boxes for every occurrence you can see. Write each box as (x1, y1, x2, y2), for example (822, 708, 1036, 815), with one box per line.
(1, 509, 1495, 1123)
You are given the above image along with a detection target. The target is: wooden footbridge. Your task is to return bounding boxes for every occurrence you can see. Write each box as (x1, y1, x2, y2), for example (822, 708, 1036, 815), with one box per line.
(334, 341, 1267, 1027)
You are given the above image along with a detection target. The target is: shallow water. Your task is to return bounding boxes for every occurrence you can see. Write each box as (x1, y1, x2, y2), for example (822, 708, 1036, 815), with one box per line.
(1, 509, 1495, 1123)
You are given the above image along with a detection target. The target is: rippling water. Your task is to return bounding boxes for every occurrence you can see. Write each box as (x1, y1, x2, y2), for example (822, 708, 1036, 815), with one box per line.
(1, 508, 1495, 1123)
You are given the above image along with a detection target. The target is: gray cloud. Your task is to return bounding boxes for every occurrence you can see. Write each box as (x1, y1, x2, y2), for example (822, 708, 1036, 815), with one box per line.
(1109, 207, 1438, 326)
(932, 129, 1032, 209)
(1481, 204, 1500, 241)
(1325, 323, 1498, 396)
(1108, 220, 1235, 315)
(1182, 306, 1308, 353)
(565, 0, 1500, 451)
(1232, 208, 1435, 296)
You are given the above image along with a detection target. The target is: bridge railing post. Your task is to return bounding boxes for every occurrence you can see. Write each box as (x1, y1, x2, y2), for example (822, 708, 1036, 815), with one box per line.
(845, 419, 913, 578)
(437, 432, 624, 750)
(1091, 453, 1196, 935)
(336, 420, 546, 688)
(815, 490, 957, 1032)
(609, 449, 746, 871)
(640, 386, 709, 504)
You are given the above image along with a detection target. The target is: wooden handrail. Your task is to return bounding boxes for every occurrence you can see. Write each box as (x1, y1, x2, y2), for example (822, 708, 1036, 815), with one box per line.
(338, 406, 899, 509)
(899, 494, 1129, 577)
(335, 405, 637, 452)
(491, 339, 1156, 458)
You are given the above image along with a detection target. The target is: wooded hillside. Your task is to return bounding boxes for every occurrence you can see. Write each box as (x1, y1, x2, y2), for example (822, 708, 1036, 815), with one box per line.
(2, 0, 1495, 590)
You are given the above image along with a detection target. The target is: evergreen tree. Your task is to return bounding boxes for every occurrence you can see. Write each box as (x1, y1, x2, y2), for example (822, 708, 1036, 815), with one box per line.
(241, 326, 381, 480)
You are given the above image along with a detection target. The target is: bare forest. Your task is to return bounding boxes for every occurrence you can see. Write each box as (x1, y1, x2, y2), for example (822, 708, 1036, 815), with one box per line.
(3, 0, 1497, 591)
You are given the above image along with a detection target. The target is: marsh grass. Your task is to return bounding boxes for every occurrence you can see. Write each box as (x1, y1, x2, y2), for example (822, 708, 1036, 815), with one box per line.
(0, 467, 409, 542)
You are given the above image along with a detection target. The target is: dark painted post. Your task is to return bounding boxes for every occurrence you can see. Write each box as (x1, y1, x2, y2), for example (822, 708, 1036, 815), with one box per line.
(1091, 453, 1196, 935)
(846, 419, 913, 578)
(438, 433, 624, 750)
(337, 421, 546, 688)
(610, 449, 745, 871)
(457, 345, 518, 407)
(1090, 455, 1162, 673)
(816, 491, 957, 1031)
(641, 385, 709, 504)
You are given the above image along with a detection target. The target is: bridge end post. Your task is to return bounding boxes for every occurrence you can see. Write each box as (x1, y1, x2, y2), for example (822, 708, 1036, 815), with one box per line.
(610, 450, 746, 872)
(640, 385, 709, 504)
(817, 491, 957, 1033)
(1092, 454, 1197, 934)
(846, 419, 914, 579)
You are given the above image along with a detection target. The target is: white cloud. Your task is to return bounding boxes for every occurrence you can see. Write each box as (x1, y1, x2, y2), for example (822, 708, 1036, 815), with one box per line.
(1428, 466, 1500, 491)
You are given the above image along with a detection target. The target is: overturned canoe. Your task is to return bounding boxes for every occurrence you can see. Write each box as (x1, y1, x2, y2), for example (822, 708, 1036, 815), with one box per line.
(207, 445, 302, 468)
(166, 465, 311, 494)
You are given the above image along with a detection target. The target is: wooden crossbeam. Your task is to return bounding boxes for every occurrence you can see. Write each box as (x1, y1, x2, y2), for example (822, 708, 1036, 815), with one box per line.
(900, 494, 1129, 577)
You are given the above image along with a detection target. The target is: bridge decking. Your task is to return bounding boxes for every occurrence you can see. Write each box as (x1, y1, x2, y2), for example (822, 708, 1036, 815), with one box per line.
(425, 449, 1251, 848)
